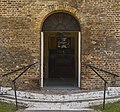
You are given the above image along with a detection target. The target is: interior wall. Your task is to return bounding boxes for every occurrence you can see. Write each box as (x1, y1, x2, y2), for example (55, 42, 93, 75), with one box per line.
(44, 32, 78, 79)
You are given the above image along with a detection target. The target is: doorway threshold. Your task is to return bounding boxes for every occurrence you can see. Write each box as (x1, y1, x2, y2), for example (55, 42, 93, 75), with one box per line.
(44, 78, 78, 89)
(44, 86, 78, 89)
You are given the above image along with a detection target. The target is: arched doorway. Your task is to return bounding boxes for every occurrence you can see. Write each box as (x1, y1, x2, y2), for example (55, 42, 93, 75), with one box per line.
(42, 12, 80, 31)
(41, 12, 81, 88)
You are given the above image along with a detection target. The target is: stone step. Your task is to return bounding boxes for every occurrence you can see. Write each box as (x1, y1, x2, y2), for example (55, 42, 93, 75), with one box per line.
(23, 108, 96, 112)
(23, 110, 96, 112)
(1, 87, 120, 102)
(0, 87, 120, 112)
(0, 94, 120, 110)
(1, 94, 120, 103)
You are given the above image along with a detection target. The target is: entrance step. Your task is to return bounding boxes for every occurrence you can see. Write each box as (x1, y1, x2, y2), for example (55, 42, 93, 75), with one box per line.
(1, 87, 120, 102)
(0, 94, 120, 110)
(23, 108, 96, 112)
(0, 87, 120, 111)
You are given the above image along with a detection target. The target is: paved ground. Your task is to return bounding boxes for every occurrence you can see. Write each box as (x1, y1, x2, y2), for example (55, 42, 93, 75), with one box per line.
(22, 88, 100, 95)
(23, 110, 97, 112)
(16, 109, 25, 112)
(24, 110, 96, 112)
(11, 88, 99, 112)
(16, 108, 97, 112)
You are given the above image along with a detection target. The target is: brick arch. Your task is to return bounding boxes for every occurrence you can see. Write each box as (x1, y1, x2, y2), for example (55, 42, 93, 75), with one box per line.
(42, 12, 80, 31)
(35, 4, 82, 31)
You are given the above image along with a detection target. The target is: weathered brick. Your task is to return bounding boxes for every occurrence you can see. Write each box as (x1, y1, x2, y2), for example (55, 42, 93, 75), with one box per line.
(0, 0, 119, 90)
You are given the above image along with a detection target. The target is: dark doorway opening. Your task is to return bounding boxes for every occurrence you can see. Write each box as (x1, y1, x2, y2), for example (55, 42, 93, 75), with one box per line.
(49, 33, 75, 78)
(43, 32, 78, 87)
(42, 12, 80, 88)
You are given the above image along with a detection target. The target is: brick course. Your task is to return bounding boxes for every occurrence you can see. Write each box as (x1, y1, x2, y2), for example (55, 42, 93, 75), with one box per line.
(0, 0, 120, 90)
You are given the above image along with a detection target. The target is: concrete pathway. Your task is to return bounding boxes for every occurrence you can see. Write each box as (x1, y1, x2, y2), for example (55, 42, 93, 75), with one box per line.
(23, 109, 97, 112)
(16, 108, 97, 112)
(16, 109, 25, 112)
(23, 110, 97, 112)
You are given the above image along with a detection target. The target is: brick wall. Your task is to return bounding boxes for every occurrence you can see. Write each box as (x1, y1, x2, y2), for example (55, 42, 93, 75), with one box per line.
(0, 0, 119, 90)
(80, 0, 120, 89)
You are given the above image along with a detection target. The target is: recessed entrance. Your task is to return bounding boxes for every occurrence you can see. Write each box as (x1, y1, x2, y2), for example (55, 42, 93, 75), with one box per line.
(41, 12, 81, 88)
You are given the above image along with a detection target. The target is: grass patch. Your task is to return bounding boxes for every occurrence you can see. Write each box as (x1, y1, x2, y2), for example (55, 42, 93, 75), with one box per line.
(91, 101, 120, 112)
(0, 101, 26, 112)
(0, 101, 16, 112)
